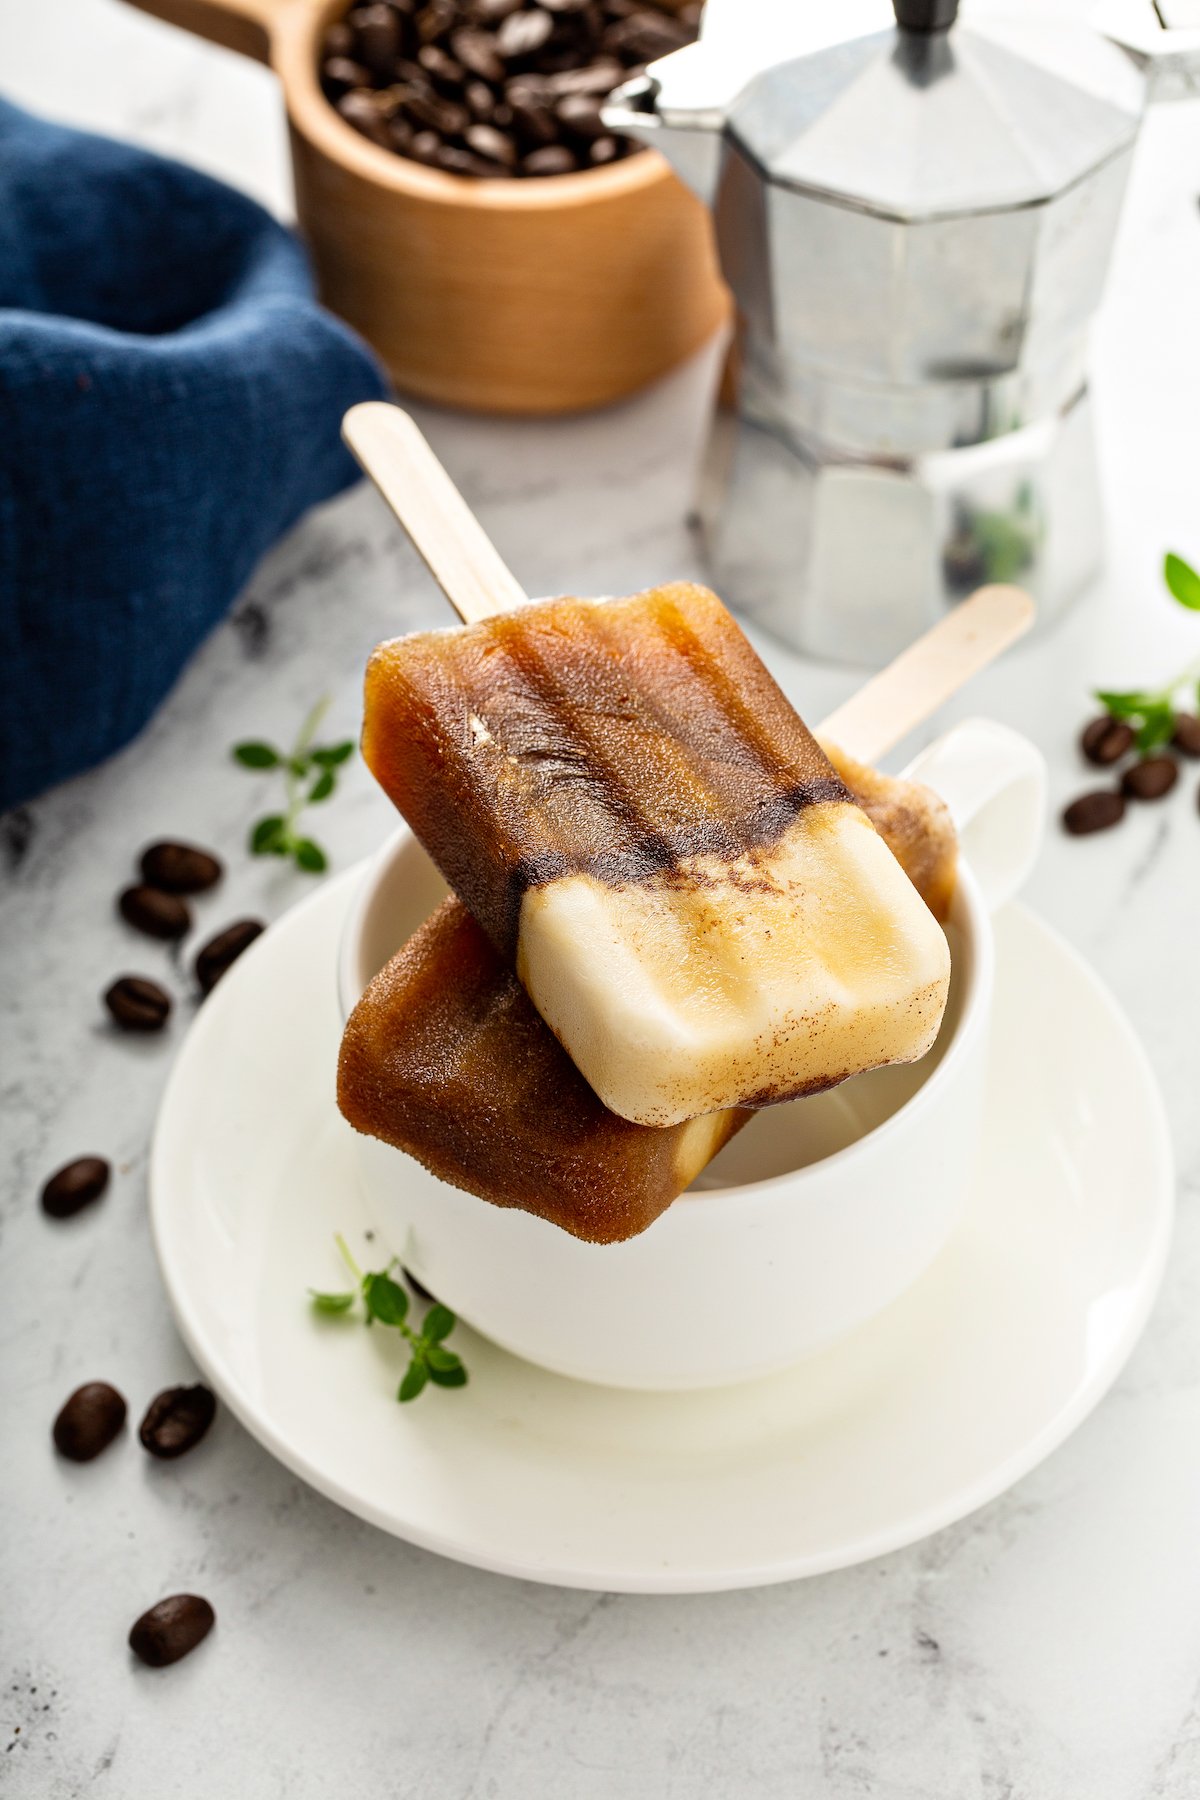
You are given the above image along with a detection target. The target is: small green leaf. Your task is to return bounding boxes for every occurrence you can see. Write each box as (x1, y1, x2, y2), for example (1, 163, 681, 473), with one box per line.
(1165, 552, 1200, 611)
(424, 1344, 460, 1373)
(308, 1289, 356, 1315)
(1136, 706, 1177, 755)
(234, 741, 280, 769)
(427, 1363, 468, 1389)
(422, 1304, 456, 1343)
(398, 1360, 429, 1403)
(362, 1271, 409, 1327)
(312, 742, 355, 768)
(308, 769, 336, 804)
(293, 838, 328, 874)
(250, 814, 287, 855)
(288, 755, 311, 779)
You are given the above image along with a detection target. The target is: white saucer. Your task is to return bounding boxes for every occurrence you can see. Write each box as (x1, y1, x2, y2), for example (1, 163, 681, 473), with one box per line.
(150, 868, 1173, 1594)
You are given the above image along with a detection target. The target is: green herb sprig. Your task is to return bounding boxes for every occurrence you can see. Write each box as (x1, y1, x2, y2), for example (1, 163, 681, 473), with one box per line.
(232, 696, 355, 873)
(1095, 553, 1200, 753)
(309, 1234, 468, 1403)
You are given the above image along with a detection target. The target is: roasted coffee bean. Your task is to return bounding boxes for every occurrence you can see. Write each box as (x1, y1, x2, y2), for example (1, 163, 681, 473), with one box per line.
(451, 24, 505, 80)
(351, 1, 403, 73)
(542, 0, 592, 11)
(507, 86, 558, 144)
(556, 92, 604, 137)
(118, 883, 191, 941)
(540, 57, 623, 95)
(405, 87, 469, 133)
(1080, 714, 1134, 767)
(139, 1384, 217, 1459)
(437, 143, 513, 174)
(388, 114, 415, 150)
(195, 919, 265, 995)
(1062, 789, 1125, 836)
(464, 77, 497, 117)
(604, 8, 690, 59)
(129, 1595, 215, 1669)
(1172, 712, 1200, 757)
(589, 132, 621, 163)
(41, 1155, 110, 1220)
(419, 41, 468, 87)
(140, 840, 222, 894)
(523, 142, 578, 173)
(416, 0, 456, 40)
(53, 1382, 126, 1461)
(338, 88, 394, 143)
(105, 975, 172, 1032)
(322, 54, 375, 91)
(322, 19, 357, 56)
(472, 0, 524, 19)
(410, 127, 444, 162)
(496, 6, 554, 59)
(1121, 754, 1179, 801)
(465, 122, 518, 164)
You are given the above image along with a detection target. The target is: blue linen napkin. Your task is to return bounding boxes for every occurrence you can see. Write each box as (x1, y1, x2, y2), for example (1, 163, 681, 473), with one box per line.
(0, 98, 388, 812)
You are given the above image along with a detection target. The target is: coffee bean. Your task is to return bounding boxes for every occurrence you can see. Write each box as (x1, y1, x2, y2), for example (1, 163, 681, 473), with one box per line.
(323, 20, 357, 57)
(389, 114, 415, 150)
(416, 0, 456, 40)
(451, 25, 505, 80)
(523, 142, 578, 173)
(322, 54, 375, 92)
(419, 41, 468, 87)
(1172, 713, 1200, 758)
(53, 1382, 127, 1461)
(540, 56, 624, 95)
(41, 1155, 110, 1220)
(351, 1, 403, 74)
(1062, 790, 1125, 836)
(436, 143, 512, 175)
(408, 128, 443, 162)
(139, 1385, 217, 1459)
(604, 8, 690, 59)
(507, 86, 558, 144)
(465, 122, 517, 164)
(1080, 714, 1134, 768)
(338, 89, 394, 144)
(464, 77, 497, 117)
(118, 883, 191, 941)
(1121, 755, 1179, 801)
(139, 840, 223, 894)
(556, 92, 604, 137)
(405, 87, 469, 133)
(129, 1595, 215, 1669)
(195, 920, 265, 996)
(105, 975, 171, 1032)
(496, 7, 554, 59)
(589, 132, 621, 163)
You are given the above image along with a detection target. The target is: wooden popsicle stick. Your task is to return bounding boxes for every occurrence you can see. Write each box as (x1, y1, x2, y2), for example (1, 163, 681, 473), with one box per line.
(343, 402, 529, 624)
(816, 585, 1035, 765)
(344, 401, 1034, 756)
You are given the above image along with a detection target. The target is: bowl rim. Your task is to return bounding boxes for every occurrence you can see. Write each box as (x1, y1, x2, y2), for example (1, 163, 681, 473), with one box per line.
(274, 0, 675, 211)
(337, 822, 994, 1208)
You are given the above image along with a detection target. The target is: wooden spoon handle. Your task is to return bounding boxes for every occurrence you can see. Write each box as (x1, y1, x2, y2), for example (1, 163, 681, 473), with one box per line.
(343, 403, 529, 624)
(817, 585, 1035, 765)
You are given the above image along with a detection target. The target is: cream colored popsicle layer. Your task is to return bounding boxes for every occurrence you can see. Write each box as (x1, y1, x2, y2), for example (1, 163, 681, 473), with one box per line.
(362, 581, 951, 1128)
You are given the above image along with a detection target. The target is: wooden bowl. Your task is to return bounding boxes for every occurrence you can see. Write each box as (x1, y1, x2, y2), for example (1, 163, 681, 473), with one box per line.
(122, 0, 728, 413)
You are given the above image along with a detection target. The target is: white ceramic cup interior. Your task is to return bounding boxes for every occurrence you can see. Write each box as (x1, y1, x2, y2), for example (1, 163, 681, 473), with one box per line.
(337, 718, 1046, 1389)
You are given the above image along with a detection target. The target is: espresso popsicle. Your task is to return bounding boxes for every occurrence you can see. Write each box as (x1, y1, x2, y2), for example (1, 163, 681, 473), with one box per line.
(338, 746, 958, 1242)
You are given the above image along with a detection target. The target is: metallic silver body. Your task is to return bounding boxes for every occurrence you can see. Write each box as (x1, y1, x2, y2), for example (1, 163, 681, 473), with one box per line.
(606, 1, 1200, 664)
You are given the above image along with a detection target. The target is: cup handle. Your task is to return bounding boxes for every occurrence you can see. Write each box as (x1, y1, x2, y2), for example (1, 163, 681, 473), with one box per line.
(901, 718, 1046, 912)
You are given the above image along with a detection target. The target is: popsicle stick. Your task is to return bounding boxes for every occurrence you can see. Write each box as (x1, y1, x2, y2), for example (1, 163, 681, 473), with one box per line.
(342, 402, 529, 624)
(816, 586, 1035, 766)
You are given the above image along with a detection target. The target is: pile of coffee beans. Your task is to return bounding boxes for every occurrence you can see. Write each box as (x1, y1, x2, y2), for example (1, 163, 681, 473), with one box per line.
(319, 0, 701, 177)
(102, 836, 265, 1034)
(1062, 712, 1200, 835)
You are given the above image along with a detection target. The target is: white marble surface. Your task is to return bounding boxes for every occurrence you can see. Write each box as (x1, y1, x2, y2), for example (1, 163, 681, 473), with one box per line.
(3, 4, 1200, 1795)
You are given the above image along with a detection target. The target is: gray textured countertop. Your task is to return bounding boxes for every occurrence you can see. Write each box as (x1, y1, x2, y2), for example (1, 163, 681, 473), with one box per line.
(4, 5, 1200, 1796)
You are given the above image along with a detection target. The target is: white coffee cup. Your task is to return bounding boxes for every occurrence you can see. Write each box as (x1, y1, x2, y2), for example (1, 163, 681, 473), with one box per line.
(337, 719, 1045, 1390)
